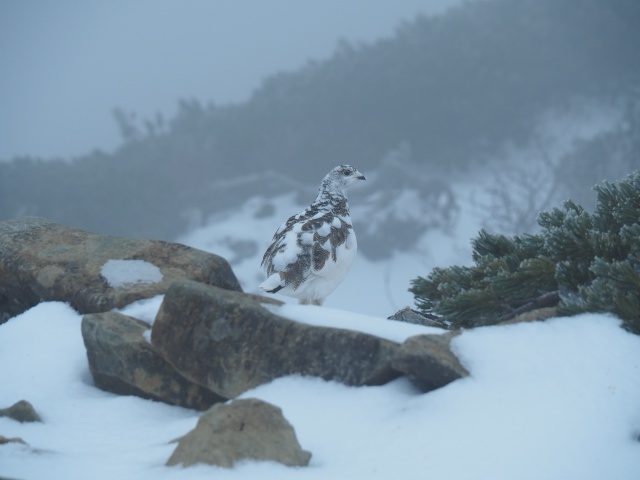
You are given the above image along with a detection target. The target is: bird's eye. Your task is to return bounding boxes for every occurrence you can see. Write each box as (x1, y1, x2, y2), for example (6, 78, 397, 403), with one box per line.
(341, 169, 351, 176)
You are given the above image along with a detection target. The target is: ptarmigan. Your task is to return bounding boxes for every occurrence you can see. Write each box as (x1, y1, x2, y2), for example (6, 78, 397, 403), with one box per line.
(260, 165, 366, 305)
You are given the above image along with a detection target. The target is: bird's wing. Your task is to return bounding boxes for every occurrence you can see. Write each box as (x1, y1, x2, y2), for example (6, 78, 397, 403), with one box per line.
(261, 199, 354, 288)
(307, 215, 353, 264)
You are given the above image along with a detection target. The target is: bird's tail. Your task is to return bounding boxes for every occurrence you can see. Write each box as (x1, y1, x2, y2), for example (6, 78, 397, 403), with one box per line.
(259, 273, 284, 294)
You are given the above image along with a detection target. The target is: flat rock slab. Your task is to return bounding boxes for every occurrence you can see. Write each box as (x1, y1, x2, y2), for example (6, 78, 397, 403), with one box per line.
(0, 217, 241, 323)
(152, 279, 401, 398)
(82, 312, 225, 410)
(391, 332, 468, 392)
(167, 398, 311, 468)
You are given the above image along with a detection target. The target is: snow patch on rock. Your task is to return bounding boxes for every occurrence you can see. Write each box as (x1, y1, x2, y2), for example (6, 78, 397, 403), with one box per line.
(100, 259, 163, 288)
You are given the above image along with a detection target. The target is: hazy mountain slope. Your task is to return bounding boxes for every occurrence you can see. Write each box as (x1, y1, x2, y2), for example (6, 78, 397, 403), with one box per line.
(1, 0, 638, 240)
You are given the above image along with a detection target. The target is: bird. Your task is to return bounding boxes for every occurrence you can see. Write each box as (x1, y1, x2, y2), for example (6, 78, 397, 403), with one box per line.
(260, 165, 366, 305)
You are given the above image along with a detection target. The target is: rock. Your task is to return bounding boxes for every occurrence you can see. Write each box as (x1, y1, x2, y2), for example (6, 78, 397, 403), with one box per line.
(0, 400, 41, 423)
(152, 279, 401, 398)
(0, 435, 27, 446)
(388, 307, 449, 329)
(166, 398, 311, 468)
(391, 332, 468, 392)
(0, 217, 241, 324)
(82, 312, 225, 409)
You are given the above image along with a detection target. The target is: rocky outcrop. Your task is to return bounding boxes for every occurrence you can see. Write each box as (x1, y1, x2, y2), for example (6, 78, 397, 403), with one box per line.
(391, 332, 468, 392)
(1, 217, 472, 423)
(0, 217, 241, 323)
(82, 312, 225, 409)
(83, 280, 470, 405)
(152, 279, 401, 398)
(166, 398, 311, 468)
(0, 400, 41, 423)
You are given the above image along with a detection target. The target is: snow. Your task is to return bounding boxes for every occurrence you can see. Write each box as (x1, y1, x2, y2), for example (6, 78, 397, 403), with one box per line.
(115, 295, 165, 325)
(266, 303, 443, 343)
(1, 300, 640, 479)
(100, 259, 163, 288)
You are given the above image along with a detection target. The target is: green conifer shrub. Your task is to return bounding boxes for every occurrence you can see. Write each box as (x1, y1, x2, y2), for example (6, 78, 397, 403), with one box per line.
(410, 171, 640, 333)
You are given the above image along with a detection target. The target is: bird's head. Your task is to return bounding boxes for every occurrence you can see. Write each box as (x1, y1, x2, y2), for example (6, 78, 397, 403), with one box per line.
(321, 165, 366, 195)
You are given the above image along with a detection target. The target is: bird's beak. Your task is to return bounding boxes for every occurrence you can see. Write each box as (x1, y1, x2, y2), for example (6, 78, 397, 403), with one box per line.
(356, 171, 366, 181)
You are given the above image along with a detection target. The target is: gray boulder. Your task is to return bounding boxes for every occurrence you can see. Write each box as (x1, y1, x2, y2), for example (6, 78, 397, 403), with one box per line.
(0, 400, 41, 423)
(82, 311, 225, 409)
(391, 332, 468, 392)
(0, 217, 241, 323)
(152, 279, 401, 398)
(166, 398, 311, 468)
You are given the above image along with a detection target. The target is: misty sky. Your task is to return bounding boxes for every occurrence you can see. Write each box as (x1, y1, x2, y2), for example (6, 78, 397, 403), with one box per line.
(0, 0, 461, 161)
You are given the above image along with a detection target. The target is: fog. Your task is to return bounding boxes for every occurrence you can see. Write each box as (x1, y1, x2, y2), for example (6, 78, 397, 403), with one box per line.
(1, 0, 638, 244)
(0, 0, 460, 160)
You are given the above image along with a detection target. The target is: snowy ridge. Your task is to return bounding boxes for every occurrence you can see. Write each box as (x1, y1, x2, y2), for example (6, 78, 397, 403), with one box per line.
(265, 303, 443, 344)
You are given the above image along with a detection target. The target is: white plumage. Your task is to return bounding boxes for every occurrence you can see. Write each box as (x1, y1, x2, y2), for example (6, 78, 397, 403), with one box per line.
(260, 165, 366, 305)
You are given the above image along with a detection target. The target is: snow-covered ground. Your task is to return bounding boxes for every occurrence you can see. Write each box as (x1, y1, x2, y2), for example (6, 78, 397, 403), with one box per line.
(1, 299, 640, 479)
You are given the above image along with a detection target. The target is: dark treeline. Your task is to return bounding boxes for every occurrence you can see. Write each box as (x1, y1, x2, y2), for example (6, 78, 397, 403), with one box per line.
(1, 0, 639, 240)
